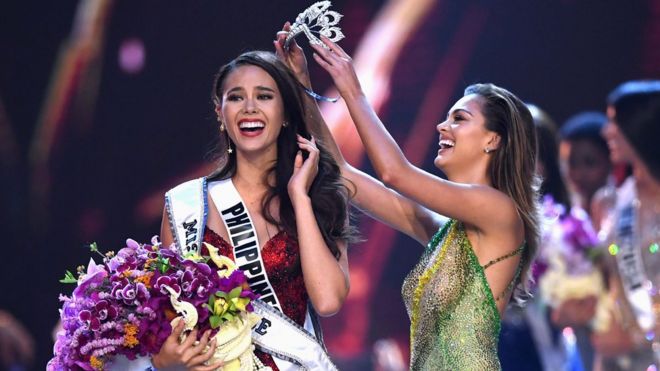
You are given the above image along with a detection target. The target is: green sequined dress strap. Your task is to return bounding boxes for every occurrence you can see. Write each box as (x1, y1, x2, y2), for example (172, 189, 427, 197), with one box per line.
(482, 243, 525, 270)
(424, 221, 453, 254)
(482, 243, 525, 301)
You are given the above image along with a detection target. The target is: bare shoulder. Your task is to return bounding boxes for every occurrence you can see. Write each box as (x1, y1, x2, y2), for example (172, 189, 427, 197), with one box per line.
(475, 185, 522, 233)
(466, 187, 525, 261)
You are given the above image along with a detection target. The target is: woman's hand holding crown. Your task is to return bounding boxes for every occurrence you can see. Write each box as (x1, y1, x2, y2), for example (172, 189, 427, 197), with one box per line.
(309, 36, 363, 100)
(275, 22, 311, 89)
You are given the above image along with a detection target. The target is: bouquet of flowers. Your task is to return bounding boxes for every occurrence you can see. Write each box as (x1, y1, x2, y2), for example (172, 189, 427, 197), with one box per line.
(48, 237, 266, 371)
(534, 195, 611, 332)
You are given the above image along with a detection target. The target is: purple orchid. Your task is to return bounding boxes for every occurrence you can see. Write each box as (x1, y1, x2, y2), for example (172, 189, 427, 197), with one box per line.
(154, 275, 180, 295)
(50, 238, 258, 369)
(73, 259, 108, 298)
(107, 247, 138, 272)
(536, 195, 602, 280)
(218, 270, 248, 293)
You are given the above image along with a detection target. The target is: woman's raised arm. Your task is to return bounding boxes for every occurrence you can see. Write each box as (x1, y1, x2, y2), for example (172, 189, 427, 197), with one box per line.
(309, 37, 520, 234)
(275, 28, 444, 244)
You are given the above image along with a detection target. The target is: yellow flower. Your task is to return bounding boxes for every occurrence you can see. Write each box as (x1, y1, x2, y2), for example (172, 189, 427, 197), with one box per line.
(232, 297, 250, 312)
(124, 323, 138, 336)
(134, 272, 153, 288)
(123, 323, 140, 348)
(183, 251, 204, 262)
(124, 335, 139, 348)
(213, 297, 230, 316)
(90, 356, 104, 370)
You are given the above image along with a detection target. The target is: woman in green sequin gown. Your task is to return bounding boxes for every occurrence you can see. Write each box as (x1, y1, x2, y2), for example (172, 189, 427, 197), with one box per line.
(274, 30, 541, 370)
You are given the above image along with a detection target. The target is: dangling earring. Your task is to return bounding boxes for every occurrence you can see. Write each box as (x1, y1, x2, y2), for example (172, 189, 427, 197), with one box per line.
(226, 133, 233, 154)
(217, 115, 225, 131)
(215, 103, 224, 131)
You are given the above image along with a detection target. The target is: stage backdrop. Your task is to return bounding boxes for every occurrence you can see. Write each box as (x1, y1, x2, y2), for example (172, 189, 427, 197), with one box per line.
(1, 0, 658, 369)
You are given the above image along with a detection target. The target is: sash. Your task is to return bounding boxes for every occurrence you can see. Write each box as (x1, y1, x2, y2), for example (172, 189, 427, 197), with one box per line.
(165, 178, 207, 256)
(166, 177, 338, 371)
(209, 179, 283, 312)
(614, 202, 654, 332)
(252, 300, 338, 371)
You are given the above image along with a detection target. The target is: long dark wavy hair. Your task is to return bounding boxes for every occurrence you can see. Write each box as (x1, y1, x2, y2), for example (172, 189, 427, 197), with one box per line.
(607, 80, 660, 181)
(209, 51, 356, 258)
(464, 83, 541, 298)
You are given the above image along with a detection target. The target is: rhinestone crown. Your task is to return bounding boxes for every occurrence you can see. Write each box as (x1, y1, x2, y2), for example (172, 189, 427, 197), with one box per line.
(285, 1, 344, 49)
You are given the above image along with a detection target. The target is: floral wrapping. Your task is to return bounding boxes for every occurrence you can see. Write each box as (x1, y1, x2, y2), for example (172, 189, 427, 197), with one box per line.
(48, 237, 261, 371)
(534, 195, 611, 332)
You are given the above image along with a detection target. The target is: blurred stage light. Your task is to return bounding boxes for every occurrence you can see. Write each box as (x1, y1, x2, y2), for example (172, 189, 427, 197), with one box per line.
(119, 38, 145, 74)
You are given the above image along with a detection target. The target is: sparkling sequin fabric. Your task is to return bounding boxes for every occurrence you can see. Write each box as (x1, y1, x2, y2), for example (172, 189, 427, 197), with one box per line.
(402, 220, 502, 370)
(204, 227, 308, 371)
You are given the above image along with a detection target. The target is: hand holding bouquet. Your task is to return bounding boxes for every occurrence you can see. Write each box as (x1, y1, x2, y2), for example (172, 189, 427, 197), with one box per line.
(166, 243, 267, 371)
(48, 237, 267, 371)
(535, 196, 612, 332)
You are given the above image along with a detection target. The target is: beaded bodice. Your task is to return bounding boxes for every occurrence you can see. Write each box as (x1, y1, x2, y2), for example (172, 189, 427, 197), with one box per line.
(402, 220, 509, 370)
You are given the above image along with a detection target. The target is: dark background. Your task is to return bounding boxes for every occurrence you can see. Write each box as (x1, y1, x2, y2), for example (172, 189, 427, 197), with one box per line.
(1, 0, 658, 369)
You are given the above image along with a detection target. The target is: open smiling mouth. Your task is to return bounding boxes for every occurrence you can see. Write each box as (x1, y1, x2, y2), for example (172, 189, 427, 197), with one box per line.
(438, 139, 455, 152)
(239, 121, 265, 135)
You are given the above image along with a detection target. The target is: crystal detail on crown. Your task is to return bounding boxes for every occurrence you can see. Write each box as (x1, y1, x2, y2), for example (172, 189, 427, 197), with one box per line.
(285, 1, 344, 49)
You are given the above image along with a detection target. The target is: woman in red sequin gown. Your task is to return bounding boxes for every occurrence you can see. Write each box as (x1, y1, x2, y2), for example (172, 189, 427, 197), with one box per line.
(151, 51, 356, 370)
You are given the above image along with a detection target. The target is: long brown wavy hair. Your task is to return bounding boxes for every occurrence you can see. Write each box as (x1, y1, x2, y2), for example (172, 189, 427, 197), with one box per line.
(209, 51, 357, 258)
(464, 83, 541, 298)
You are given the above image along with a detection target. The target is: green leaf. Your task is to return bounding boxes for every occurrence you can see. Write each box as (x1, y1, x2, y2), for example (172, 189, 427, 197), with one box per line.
(221, 312, 236, 322)
(228, 286, 242, 299)
(59, 270, 77, 284)
(157, 257, 170, 274)
(209, 315, 222, 329)
(88, 242, 99, 252)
